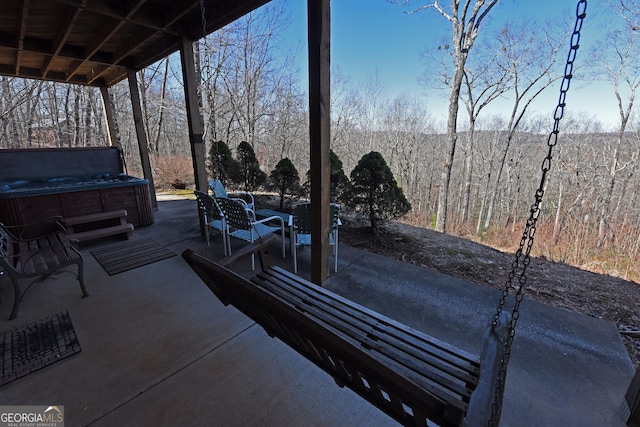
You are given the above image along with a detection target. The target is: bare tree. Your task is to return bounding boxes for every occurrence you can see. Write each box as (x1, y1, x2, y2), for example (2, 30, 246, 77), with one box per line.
(200, 29, 236, 144)
(265, 72, 307, 171)
(138, 60, 167, 153)
(458, 36, 513, 223)
(381, 94, 434, 213)
(197, 2, 299, 174)
(0, 77, 38, 148)
(547, 114, 602, 247)
(356, 70, 387, 153)
(393, 0, 498, 233)
(329, 68, 360, 172)
(480, 20, 567, 232)
(593, 16, 640, 247)
(224, 3, 290, 146)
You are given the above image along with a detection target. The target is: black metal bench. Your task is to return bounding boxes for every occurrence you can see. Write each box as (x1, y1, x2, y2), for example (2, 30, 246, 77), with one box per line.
(0, 217, 88, 319)
(182, 236, 506, 427)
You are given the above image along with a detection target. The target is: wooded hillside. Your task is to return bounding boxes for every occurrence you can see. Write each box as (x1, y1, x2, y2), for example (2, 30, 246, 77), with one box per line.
(1, 0, 639, 283)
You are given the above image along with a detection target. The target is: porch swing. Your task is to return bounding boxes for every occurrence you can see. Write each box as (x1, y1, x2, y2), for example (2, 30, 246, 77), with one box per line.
(179, 2, 624, 426)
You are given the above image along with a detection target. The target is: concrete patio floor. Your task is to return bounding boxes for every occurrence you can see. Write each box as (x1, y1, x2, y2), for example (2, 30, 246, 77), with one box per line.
(0, 194, 635, 426)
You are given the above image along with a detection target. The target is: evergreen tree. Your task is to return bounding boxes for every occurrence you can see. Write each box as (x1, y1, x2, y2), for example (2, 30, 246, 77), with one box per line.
(304, 150, 350, 203)
(208, 140, 239, 186)
(237, 141, 267, 191)
(346, 151, 411, 234)
(269, 157, 302, 210)
(329, 150, 350, 203)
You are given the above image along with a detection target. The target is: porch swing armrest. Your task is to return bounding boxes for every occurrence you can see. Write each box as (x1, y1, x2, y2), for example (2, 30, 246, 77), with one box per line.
(464, 311, 511, 427)
(218, 234, 277, 269)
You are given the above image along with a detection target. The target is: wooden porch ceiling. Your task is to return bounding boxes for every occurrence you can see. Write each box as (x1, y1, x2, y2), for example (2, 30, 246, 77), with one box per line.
(0, 0, 270, 87)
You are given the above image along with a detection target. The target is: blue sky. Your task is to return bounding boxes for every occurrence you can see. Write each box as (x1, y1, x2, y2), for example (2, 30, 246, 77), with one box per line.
(277, 0, 623, 130)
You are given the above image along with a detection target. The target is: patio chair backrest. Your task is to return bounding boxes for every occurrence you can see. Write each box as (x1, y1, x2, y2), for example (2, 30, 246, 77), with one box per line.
(330, 203, 340, 231)
(0, 224, 15, 266)
(293, 203, 340, 236)
(194, 190, 223, 221)
(216, 197, 251, 231)
(293, 203, 312, 235)
(209, 179, 228, 198)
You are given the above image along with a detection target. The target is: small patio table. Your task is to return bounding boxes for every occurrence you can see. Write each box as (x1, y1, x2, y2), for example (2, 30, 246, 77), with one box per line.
(254, 208, 343, 259)
(254, 208, 293, 253)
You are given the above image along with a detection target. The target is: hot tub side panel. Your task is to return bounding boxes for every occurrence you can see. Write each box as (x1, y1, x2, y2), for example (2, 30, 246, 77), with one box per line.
(0, 184, 154, 237)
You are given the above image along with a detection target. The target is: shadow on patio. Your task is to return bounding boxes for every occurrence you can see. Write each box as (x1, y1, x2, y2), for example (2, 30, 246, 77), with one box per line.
(0, 194, 634, 426)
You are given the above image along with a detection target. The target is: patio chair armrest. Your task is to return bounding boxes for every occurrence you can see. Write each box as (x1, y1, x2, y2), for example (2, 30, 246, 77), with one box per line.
(228, 197, 249, 210)
(227, 191, 254, 206)
(253, 215, 284, 228)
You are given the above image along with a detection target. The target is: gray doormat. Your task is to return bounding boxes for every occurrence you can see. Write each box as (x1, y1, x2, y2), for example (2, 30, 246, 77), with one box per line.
(91, 238, 176, 275)
(1, 310, 81, 386)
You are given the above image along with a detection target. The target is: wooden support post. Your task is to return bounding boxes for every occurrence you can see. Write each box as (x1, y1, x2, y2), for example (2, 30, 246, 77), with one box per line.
(180, 36, 207, 193)
(307, 0, 331, 285)
(127, 69, 158, 209)
(180, 36, 208, 236)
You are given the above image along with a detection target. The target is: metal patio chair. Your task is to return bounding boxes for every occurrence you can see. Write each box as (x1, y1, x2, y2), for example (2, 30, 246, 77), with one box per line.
(215, 197, 285, 269)
(194, 190, 227, 255)
(0, 217, 88, 320)
(208, 179, 255, 211)
(292, 202, 340, 274)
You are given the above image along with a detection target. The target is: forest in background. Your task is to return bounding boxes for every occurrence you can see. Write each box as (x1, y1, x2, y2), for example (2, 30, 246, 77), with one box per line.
(1, 1, 640, 283)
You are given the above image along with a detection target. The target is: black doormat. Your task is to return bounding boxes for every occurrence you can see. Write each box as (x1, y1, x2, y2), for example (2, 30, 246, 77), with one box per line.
(91, 238, 176, 275)
(1, 310, 81, 387)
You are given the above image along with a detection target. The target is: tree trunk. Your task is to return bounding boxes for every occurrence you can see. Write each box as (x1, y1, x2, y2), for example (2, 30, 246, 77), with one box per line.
(553, 182, 563, 241)
(597, 140, 621, 247)
(461, 124, 475, 224)
(154, 58, 170, 154)
(73, 86, 81, 146)
(435, 56, 465, 233)
(483, 126, 519, 232)
(84, 88, 93, 145)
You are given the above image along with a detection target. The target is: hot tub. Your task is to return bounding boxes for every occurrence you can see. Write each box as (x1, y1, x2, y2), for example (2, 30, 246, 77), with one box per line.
(0, 148, 154, 237)
(0, 173, 148, 197)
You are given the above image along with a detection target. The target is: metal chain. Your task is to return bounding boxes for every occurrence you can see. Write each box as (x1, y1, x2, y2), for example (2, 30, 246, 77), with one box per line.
(488, 1, 587, 424)
(199, 0, 208, 59)
(200, 0, 207, 37)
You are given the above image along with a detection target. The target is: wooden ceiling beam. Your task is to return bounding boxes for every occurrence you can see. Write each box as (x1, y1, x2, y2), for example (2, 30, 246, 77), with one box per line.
(0, 0, 273, 87)
(14, 0, 30, 75)
(66, 0, 146, 82)
(85, 0, 147, 59)
(86, 27, 156, 85)
(0, 63, 91, 85)
(0, 31, 114, 68)
(51, 0, 179, 35)
(42, 3, 85, 78)
(88, 1, 198, 85)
